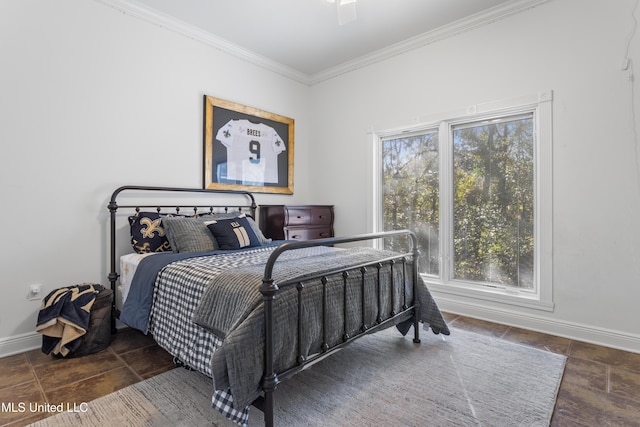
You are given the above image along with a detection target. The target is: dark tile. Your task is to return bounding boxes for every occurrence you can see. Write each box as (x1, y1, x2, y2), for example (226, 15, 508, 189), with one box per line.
(118, 344, 174, 377)
(109, 327, 157, 354)
(33, 349, 125, 391)
(561, 356, 607, 392)
(448, 315, 509, 337)
(44, 366, 141, 404)
(610, 365, 640, 404)
(550, 411, 592, 427)
(0, 354, 36, 390)
(502, 327, 571, 355)
(554, 379, 640, 426)
(3, 411, 51, 427)
(23, 348, 59, 368)
(0, 381, 46, 425)
(140, 364, 176, 380)
(569, 340, 640, 373)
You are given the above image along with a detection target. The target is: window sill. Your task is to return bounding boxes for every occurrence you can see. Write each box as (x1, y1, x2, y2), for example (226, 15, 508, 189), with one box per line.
(424, 277, 555, 312)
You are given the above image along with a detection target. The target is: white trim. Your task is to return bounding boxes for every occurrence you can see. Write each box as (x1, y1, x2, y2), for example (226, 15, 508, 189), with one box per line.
(427, 280, 554, 312)
(371, 91, 554, 311)
(311, 0, 551, 84)
(0, 321, 130, 358)
(366, 132, 381, 234)
(93, 0, 310, 84)
(436, 295, 640, 355)
(435, 94, 554, 309)
(0, 332, 41, 358)
(93, 0, 551, 86)
(537, 90, 554, 306)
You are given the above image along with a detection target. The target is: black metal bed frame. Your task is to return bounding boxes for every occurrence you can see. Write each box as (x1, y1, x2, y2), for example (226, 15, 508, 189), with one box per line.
(107, 186, 421, 427)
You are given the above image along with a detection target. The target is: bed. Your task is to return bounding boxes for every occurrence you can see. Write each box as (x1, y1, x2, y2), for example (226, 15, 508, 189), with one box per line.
(107, 185, 450, 426)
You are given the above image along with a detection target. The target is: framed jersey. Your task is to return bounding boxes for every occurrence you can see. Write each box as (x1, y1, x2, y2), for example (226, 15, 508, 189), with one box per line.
(203, 96, 294, 194)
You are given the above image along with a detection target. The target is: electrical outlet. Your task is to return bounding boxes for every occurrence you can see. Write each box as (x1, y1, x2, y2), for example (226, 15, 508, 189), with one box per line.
(28, 284, 42, 301)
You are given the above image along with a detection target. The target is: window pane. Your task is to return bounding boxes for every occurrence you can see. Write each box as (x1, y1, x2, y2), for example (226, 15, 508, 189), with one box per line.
(452, 115, 534, 288)
(382, 132, 439, 275)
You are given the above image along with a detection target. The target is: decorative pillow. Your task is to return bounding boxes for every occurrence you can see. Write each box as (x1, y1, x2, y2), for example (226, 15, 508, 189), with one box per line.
(128, 211, 270, 254)
(189, 212, 271, 245)
(203, 212, 269, 241)
(245, 216, 272, 245)
(163, 216, 220, 253)
(128, 212, 173, 254)
(206, 215, 262, 250)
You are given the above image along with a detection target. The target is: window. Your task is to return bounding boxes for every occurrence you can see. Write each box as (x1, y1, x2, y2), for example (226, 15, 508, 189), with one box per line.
(374, 92, 553, 310)
(451, 114, 534, 289)
(382, 130, 440, 276)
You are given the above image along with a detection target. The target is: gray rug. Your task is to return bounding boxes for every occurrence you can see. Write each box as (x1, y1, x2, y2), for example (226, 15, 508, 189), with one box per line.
(30, 327, 566, 426)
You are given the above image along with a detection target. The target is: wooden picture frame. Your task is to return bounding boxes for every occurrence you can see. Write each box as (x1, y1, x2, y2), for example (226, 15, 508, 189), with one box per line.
(203, 95, 294, 194)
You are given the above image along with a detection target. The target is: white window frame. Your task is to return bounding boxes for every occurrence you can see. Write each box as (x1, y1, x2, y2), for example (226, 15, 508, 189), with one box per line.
(369, 91, 553, 311)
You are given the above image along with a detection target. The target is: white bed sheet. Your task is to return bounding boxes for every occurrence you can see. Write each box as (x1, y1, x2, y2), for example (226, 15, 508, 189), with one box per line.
(119, 252, 155, 308)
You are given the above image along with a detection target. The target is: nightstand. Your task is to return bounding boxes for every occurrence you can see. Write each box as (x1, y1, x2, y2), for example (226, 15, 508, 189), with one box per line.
(259, 205, 334, 241)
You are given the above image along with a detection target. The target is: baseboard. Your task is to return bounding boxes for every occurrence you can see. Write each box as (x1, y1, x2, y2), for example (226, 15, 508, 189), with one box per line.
(0, 331, 42, 358)
(436, 295, 640, 354)
(0, 320, 130, 359)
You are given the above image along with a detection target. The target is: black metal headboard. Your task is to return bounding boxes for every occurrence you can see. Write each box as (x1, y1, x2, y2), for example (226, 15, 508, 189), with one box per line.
(107, 185, 257, 333)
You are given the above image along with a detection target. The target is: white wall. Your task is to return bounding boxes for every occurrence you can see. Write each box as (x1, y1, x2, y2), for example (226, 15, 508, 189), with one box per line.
(309, 0, 640, 351)
(2, 0, 639, 356)
(0, 0, 312, 355)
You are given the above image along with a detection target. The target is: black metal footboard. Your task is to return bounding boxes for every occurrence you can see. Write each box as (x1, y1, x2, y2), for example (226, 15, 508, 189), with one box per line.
(257, 230, 421, 427)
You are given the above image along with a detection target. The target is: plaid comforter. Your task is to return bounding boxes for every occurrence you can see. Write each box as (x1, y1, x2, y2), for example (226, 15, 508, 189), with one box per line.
(142, 245, 448, 426)
(147, 245, 335, 425)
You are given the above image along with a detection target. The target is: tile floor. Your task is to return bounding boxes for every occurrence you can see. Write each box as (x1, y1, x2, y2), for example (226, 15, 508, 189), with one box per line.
(445, 314, 640, 426)
(0, 328, 175, 426)
(1, 314, 639, 426)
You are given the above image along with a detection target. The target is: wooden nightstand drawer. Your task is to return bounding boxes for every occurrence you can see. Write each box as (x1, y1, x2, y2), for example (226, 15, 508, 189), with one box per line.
(285, 227, 333, 241)
(285, 208, 312, 225)
(311, 207, 333, 225)
(259, 205, 334, 241)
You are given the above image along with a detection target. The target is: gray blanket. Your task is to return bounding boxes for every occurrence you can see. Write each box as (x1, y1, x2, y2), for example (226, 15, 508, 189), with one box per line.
(193, 246, 449, 409)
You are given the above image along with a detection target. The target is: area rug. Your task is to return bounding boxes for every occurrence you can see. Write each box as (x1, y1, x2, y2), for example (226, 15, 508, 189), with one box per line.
(29, 327, 566, 426)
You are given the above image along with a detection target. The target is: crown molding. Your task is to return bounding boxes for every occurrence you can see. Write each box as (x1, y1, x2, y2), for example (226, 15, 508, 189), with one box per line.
(94, 0, 550, 86)
(309, 0, 551, 84)
(94, 0, 312, 84)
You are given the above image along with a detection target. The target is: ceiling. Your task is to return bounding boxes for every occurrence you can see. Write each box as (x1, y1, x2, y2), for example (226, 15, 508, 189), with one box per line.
(101, 0, 545, 84)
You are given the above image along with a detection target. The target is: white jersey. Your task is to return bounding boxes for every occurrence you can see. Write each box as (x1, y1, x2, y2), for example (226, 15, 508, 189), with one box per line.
(216, 119, 286, 184)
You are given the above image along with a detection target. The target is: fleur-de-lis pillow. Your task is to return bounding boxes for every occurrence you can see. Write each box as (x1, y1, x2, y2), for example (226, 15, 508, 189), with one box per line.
(128, 212, 174, 253)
